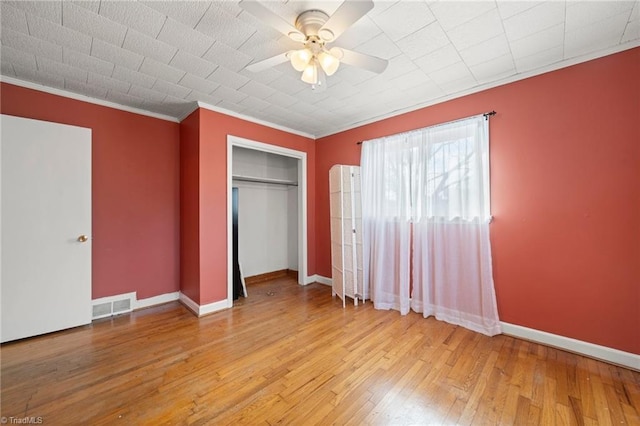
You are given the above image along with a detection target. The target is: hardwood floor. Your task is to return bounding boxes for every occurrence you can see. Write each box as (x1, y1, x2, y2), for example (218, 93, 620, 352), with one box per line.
(1, 277, 639, 425)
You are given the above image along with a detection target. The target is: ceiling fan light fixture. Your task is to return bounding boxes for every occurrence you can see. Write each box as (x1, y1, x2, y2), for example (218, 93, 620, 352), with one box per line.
(301, 61, 318, 85)
(317, 50, 340, 76)
(288, 31, 306, 42)
(290, 48, 313, 72)
(318, 28, 334, 42)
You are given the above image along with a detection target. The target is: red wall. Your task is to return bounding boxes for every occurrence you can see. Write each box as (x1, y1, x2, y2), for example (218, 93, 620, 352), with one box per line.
(183, 108, 316, 305)
(1, 83, 181, 300)
(179, 110, 201, 303)
(316, 48, 640, 355)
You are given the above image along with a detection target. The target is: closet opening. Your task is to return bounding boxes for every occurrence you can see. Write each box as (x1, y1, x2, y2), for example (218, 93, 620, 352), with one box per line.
(226, 135, 308, 306)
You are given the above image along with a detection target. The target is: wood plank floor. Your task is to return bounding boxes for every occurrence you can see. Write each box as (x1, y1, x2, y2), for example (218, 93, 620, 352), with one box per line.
(1, 277, 639, 425)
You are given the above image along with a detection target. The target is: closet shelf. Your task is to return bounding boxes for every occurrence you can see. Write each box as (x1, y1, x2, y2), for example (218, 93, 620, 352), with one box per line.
(232, 175, 298, 186)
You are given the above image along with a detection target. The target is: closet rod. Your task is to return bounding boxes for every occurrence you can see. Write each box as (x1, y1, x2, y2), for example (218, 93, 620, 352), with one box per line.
(232, 175, 298, 186)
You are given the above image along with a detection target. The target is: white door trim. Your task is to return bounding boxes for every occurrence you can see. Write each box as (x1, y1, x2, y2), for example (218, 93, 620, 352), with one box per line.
(226, 135, 308, 306)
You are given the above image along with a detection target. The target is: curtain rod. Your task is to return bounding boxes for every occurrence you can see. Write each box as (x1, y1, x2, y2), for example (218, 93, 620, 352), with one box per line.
(356, 110, 497, 145)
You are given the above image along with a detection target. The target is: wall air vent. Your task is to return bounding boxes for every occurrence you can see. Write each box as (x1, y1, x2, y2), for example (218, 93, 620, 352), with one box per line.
(91, 292, 136, 320)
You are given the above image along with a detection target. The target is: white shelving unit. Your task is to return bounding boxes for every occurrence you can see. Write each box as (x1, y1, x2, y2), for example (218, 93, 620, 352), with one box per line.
(329, 165, 366, 307)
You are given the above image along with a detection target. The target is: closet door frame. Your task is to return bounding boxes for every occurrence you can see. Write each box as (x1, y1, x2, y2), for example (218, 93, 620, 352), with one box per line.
(226, 135, 308, 304)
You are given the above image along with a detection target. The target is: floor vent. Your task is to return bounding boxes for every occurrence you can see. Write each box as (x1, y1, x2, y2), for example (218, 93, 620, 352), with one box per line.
(92, 292, 136, 320)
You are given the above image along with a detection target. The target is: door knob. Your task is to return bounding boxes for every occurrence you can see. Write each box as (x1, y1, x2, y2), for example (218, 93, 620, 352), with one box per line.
(77, 235, 88, 243)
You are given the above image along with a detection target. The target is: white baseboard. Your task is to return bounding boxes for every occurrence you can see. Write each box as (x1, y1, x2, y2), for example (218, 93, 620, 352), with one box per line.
(501, 322, 640, 371)
(305, 274, 332, 286)
(136, 292, 180, 310)
(178, 292, 231, 317)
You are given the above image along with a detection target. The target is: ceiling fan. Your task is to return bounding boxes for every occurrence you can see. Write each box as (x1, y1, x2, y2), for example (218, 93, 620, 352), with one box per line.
(239, 0, 388, 90)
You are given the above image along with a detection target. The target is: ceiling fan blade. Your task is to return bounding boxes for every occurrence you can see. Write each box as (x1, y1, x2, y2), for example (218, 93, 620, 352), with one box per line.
(238, 0, 304, 41)
(318, 0, 374, 42)
(246, 52, 291, 73)
(336, 48, 388, 74)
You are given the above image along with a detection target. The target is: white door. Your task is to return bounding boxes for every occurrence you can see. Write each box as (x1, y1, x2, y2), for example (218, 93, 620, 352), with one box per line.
(1, 114, 92, 343)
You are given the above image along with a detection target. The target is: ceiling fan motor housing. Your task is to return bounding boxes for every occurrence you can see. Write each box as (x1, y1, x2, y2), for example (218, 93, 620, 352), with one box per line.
(295, 10, 333, 41)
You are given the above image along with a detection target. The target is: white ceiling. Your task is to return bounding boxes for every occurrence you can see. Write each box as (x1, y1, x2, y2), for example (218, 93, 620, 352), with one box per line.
(1, 1, 638, 138)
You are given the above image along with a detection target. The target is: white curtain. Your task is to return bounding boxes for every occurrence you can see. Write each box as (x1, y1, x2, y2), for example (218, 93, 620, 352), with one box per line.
(361, 115, 501, 336)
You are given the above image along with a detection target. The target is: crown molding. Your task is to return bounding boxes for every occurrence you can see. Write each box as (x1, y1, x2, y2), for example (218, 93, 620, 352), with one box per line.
(194, 101, 315, 140)
(0, 76, 180, 123)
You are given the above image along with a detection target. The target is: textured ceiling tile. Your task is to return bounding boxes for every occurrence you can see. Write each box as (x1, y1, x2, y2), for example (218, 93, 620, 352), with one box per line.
(91, 39, 144, 71)
(122, 29, 178, 64)
(509, 24, 564, 59)
(169, 50, 217, 79)
(207, 66, 250, 90)
(354, 33, 402, 60)
(62, 2, 127, 46)
(179, 73, 220, 94)
(514, 45, 563, 73)
(332, 65, 377, 86)
(263, 90, 299, 108)
(564, 11, 630, 58)
(106, 90, 148, 110)
(28, 13, 92, 54)
(112, 65, 156, 89)
(236, 32, 294, 64)
(99, 1, 167, 38)
(379, 54, 419, 80)
(371, 1, 435, 41)
(65, 78, 108, 99)
(622, 16, 640, 43)
(238, 80, 277, 99)
(238, 67, 282, 85)
(185, 89, 221, 106)
(1, 3, 29, 33)
(195, 5, 255, 49)
(141, 1, 212, 29)
(1, 45, 37, 70)
(1, 28, 62, 61)
(438, 74, 478, 95)
(428, 61, 475, 86)
(566, 1, 635, 32)
(203, 41, 253, 72)
(13, 64, 65, 89)
(88, 71, 131, 94)
(414, 43, 462, 75)
(236, 9, 286, 41)
(216, 99, 248, 114)
(139, 57, 186, 84)
(64, 48, 114, 77)
(503, 2, 565, 42)
(396, 22, 449, 60)
(324, 80, 360, 101)
(469, 53, 516, 83)
(387, 68, 432, 92)
(37, 57, 88, 82)
(459, 34, 510, 67)
(429, 1, 496, 31)
(156, 18, 216, 57)
(448, 9, 504, 51)
(1, 61, 16, 77)
(71, 1, 100, 13)
(239, 95, 272, 111)
(401, 80, 445, 103)
(128, 84, 167, 104)
(266, 73, 308, 95)
(211, 85, 249, 104)
(6, 1, 62, 25)
(152, 79, 192, 99)
(496, 1, 539, 20)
